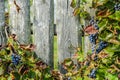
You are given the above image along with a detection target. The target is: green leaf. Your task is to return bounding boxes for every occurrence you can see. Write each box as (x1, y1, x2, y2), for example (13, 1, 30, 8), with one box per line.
(115, 11, 120, 21)
(105, 33, 114, 40)
(27, 70, 36, 79)
(73, 8, 80, 16)
(0, 66, 4, 75)
(98, 19, 108, 33)
(97, 69, 106, 80)
(106, 73, 118, 80)
(13, 72, 21, 80)
(76, 77, 83, 80)
(108, 11, 120, 21)
(0, 76, 7, 80)
(70, 0, 76, 8)
(0, 49, 7, 56)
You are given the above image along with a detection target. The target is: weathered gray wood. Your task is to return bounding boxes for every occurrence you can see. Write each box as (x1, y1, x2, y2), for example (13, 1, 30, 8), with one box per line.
(33, 0, 54, 69)
(84, 3, 96, 57)
(0, 0, 6, 45)
(8, 0, 31, 44)
(54, 0, 58, 25)
(84, 35, 91, 56)
(56, 0, 82, 73)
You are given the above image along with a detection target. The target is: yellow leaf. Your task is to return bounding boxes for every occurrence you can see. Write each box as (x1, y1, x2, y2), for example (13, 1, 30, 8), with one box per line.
(108, 39, 120, 45)
(73, 8, 80, 16)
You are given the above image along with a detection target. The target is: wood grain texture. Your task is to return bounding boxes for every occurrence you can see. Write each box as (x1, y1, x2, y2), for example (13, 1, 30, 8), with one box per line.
(56, 0, 82, 73)
(0, 0, 6, 45)
(33, 0, 54, 69)
(8, 0, 31, 44)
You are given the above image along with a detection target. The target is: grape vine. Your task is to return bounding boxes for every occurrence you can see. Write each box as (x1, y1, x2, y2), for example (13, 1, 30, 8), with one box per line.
(67, 0, 120, 79)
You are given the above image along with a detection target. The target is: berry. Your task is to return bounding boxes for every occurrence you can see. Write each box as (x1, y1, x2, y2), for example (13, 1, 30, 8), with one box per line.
(89, 33, 98, 44)
(94, 55, 98, 61)
(93, 23, 99, 30)
(89, 17, 99, 30)
(11, 53, 21, 65)
(91, 44, 96, 53)
(89, 17, 95, 25)
(114, 3, 120, 11)
(88, 68, 97, 78)
(96, 41, 108, 54)
(89, 33, 98, 53)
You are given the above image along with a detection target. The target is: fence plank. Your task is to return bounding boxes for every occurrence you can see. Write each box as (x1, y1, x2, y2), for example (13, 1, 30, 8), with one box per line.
(33, 0, 54, 69)
(8, 0, 31, 44)
(0, 0, 6, 45)
(84, 4, 96, 57)
(56, 0, 82, 73)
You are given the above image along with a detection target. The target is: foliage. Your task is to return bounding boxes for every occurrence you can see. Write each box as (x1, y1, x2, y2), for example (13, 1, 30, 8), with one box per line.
(0, 32, 119, 80)
(61, 48, 120, 80)
(0, 34, 53, 80)
(1, 0, 120, 80)
(59, 0, 120, 79)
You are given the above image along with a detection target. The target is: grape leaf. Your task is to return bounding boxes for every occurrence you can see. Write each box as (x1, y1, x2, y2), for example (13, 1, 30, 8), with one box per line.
(70, 0, 76, 8)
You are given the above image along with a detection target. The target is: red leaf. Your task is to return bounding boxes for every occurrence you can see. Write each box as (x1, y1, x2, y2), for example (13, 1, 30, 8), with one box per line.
(84, 25, 98, 34)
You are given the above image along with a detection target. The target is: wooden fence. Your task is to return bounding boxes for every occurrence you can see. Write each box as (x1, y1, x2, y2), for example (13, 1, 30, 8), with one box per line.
(0, 0, 91, 72)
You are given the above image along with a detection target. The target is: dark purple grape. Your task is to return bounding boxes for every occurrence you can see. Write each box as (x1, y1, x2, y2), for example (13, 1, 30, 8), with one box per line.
(89, 18, 95, 25)
(94, 55, 98, 61)
(93, 23, 99, 30)
(88, 68, 97, 78)
(89, 33, 98, 44)
(96, 41, 108, 54)
(89, 17, 99, 30)
(11, 53, 21, 65)
(114, 3, 120, 11)
(89, 33, 98, 54)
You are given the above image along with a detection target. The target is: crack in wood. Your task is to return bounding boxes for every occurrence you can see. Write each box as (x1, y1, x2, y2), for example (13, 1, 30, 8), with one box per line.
(67, 0, 69, 13)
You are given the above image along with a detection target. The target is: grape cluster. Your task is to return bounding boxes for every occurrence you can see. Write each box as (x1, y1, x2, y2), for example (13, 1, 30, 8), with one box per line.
(96, 41, 108, 54)
(89, 33, 98, 53)
(11, 53, 21, 65)
(89, 17, 99, 53)
(89, 34, 98, 44)
(88, 68, 97, 78)
(114, 3, 120, 11)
